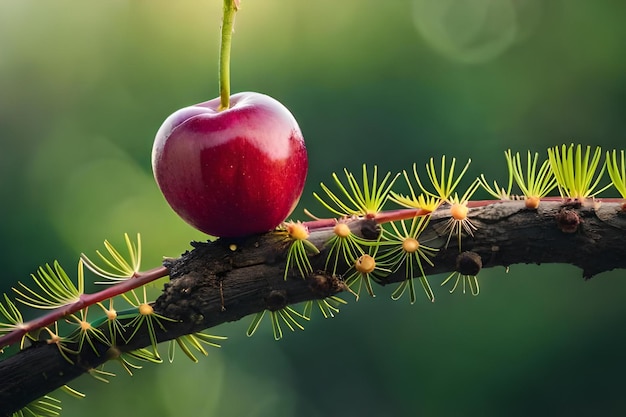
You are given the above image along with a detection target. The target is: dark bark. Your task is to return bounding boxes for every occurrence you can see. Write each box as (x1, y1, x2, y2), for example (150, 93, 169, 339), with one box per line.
(1, 200, 625, 415)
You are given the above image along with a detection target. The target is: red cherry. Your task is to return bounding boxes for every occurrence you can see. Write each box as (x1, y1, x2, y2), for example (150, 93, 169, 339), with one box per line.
(152, 92, 308, 237)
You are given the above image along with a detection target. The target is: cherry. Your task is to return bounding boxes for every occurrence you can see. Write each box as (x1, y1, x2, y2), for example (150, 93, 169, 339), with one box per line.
(152, 91, 308, 237)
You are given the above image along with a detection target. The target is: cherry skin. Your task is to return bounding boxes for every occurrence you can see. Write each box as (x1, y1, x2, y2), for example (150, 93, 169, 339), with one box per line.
(152, 92, 308, 238)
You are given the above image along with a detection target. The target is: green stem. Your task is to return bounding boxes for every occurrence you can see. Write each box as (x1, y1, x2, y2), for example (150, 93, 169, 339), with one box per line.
(218, 0, 239, 110)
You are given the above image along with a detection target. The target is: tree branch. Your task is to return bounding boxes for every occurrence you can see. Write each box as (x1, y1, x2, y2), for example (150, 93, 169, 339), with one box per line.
(1, 199, 625, 415)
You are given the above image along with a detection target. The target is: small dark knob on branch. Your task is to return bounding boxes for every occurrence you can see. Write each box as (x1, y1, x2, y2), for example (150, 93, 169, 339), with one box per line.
(556, 209, 581, 233)
(456, 251, 482, 276)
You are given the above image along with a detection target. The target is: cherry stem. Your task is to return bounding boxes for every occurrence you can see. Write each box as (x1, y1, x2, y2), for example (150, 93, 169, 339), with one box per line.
(218, 0, 238, 110)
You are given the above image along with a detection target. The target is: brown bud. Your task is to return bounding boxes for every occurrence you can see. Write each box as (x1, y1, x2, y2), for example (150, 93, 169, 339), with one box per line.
(456, 251, 482, 276)
(308, 273, 343, 295)
(360, 219, 381, 240)
(266, 290, 288, 311)
(556, 209, 581, 233)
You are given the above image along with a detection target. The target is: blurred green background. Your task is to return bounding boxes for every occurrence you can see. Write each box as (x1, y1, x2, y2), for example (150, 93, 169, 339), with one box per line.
(2, 0, 626, 416)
